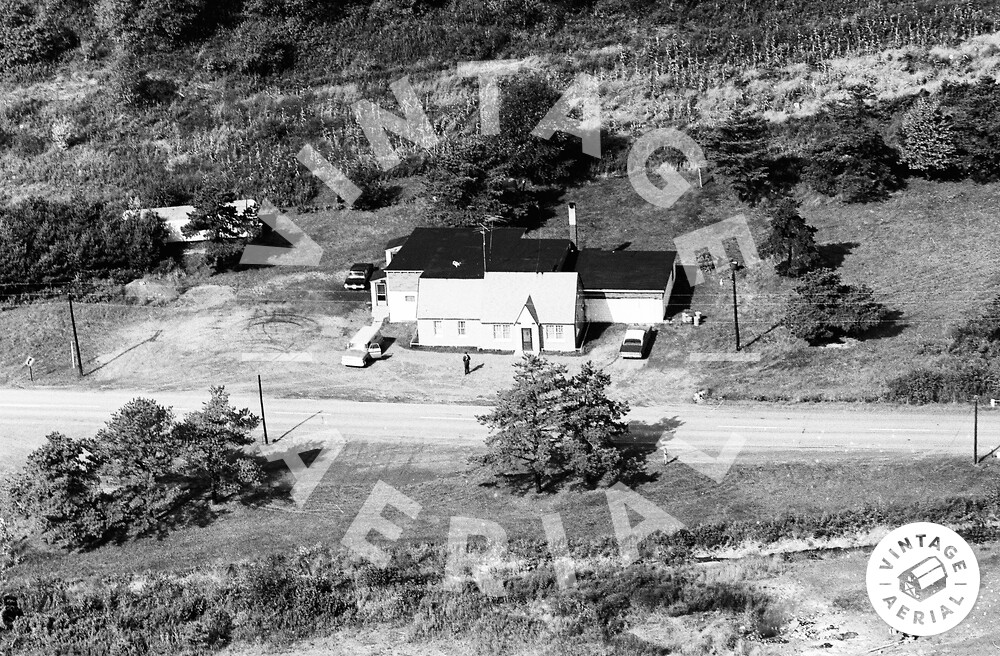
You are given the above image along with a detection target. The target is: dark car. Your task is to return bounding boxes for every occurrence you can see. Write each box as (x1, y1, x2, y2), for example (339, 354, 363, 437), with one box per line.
(344, 263, 375, 290)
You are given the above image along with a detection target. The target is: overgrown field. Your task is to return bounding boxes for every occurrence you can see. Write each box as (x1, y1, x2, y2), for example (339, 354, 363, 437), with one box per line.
(3, 0, 1000, 205)
(2, 437, 999, 654)
(11, 440, 1000, 580)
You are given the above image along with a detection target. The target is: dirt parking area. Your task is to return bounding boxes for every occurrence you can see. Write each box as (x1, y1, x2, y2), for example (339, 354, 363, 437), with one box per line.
(76, 279, 697, 405)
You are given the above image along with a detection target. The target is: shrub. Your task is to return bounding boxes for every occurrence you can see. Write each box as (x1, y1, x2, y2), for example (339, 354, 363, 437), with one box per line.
(96, 0, 214, 49)
(226, 18, 297, 76)
(0, 196, 168, 297)
(0, 0, 78, 69)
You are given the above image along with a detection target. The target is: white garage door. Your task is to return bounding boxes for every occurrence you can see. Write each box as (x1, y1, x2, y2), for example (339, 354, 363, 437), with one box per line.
(585, 296, 664, 323)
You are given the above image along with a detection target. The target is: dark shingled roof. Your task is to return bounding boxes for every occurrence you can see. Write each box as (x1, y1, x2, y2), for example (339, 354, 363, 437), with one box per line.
(385, 227, 573, 278)
(574, 249, 676, 291)
(384, 235, 409, 250)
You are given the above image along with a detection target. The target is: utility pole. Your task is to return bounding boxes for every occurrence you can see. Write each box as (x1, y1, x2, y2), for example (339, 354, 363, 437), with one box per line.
(258, 374, 269, 445)
(67, 294, 83, 377)
(730, 259, 741, 352)
(973, 395, 979, 465)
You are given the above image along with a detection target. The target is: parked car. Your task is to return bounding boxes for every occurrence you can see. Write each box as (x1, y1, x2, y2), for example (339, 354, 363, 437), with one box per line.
(620, 326, 651, 359)
(341, 348, 372, 367)
(344, 263, 375, 290)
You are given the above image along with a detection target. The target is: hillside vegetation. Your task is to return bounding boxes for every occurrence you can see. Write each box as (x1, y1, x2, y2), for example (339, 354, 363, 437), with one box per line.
(1, 0, 1000, 208)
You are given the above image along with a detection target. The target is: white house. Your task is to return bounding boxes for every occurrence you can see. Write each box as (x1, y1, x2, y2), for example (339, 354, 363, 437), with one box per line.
(369, 210, 679, 350)
(415, 271, 583, 353)
(372, 227, 572, 323)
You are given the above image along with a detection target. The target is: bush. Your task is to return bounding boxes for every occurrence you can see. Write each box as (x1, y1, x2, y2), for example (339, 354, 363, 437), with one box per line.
(0, 196, 168, 298)
(226, 18, 297, 76)
(95, 0, 221, 49)
(0, 0, 78, 69)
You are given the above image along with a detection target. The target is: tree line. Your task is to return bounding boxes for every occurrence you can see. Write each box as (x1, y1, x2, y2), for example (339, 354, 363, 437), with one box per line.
(4, 387, 262, 550)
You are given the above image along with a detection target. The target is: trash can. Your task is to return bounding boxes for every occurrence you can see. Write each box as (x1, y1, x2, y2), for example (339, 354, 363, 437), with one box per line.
(693, 311, 702, 326)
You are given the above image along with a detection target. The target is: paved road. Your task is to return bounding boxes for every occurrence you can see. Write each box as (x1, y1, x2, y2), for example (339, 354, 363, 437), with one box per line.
(0, 388, 993, 471)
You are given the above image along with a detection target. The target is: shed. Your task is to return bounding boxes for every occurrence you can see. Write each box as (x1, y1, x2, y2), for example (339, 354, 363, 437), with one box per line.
(574, 249, 677, 323)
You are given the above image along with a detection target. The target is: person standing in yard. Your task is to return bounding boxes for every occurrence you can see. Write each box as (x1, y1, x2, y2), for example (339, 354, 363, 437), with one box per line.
(463, 352, 471, 375)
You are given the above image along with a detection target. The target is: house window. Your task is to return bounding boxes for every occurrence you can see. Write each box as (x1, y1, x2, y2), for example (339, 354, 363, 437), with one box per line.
(545, 325, 564, 341)
(433, 320, 442, 335)
(457, 320, 466, 336)
(375, 282, 387, 303)
(405, 294, 416, 302)
(492, 324, 511, 340)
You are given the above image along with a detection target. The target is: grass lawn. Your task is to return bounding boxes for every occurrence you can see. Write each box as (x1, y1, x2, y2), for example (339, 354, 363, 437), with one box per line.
(9, 439, 999, 582)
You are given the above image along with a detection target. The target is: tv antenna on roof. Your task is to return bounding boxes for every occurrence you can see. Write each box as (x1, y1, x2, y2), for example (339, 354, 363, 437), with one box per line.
(478, 215, 501, 273)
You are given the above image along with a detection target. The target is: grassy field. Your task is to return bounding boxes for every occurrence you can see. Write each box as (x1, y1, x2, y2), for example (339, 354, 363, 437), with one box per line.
(2, 175, 998, 405)
(9, 438, 999, 582)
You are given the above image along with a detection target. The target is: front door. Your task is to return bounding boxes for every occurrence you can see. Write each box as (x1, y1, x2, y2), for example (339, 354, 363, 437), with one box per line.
(521, 327, 533, 352)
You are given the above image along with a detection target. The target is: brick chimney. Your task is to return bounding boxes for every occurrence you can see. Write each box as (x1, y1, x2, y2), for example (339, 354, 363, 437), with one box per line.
(568, 202, 578, 248)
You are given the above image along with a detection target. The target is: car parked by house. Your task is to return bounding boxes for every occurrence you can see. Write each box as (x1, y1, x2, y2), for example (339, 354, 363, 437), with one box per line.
(344, 263, 375, 290)
(341, 321, 385, 367)
(620, 326, 651, 359)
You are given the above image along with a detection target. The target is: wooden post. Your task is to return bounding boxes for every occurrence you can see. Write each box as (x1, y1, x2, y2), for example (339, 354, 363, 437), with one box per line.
(258, 374, 269, 445)
(730, 261, 741, 352)
(974, 396, 979, 465)
(68, 294, 83, 376)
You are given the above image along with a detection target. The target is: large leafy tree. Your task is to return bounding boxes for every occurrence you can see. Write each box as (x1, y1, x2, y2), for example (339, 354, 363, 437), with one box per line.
(173, 386, 262, 503)
(95, 0, 222, 49)
(478, 357, 639, 492)
(6, 433, 108, 550)
(425, 72, 589, 227)
(803, 102, 902, 203)
(759, 197, 822, 277)
(939, 77, 1000, 183)
(783, 269, 891, 344)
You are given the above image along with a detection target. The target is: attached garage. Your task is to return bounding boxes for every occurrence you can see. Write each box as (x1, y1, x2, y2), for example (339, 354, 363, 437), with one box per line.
(575, 250, 676, 324)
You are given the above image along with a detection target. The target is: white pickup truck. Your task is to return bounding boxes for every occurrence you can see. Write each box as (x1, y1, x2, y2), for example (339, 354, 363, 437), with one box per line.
(619, 326, 651, 359)
(341, 322, 384, 367)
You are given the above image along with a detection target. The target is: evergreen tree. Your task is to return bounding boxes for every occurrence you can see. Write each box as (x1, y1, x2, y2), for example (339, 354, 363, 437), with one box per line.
(478, 356, 569, 493)
(559, 362, 638, 487)
(899, 95, 958, 176)
(478, 357, 638, 492)
(759, 197, 822, 277)
(784, 269, 890, 343)
(703, 110, 797, 206)
(94, 398, 186, 541)
(182, 178, 261, 272)
(173, 386, 262, 503)
(6, 433, 108, 550)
